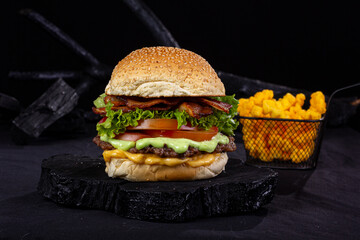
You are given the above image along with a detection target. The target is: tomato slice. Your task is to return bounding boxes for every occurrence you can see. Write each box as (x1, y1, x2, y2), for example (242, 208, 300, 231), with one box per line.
(143, 126, 219, 142)
(114, 132, 152, 141)
(127, 119, 197, 131)
(99, 116, 107, 124)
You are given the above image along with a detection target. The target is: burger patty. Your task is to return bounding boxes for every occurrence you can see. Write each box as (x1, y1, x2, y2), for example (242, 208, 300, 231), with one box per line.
(93, 135, 236, 158)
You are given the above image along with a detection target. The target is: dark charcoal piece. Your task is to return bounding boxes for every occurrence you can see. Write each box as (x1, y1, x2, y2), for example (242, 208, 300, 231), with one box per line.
(37, 154, 278, 222)
(12, 79, 79, 138)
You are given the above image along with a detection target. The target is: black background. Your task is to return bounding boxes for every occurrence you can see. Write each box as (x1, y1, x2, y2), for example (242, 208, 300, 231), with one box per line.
(1, 0, 360, 109)
(1, 2, 360, 239)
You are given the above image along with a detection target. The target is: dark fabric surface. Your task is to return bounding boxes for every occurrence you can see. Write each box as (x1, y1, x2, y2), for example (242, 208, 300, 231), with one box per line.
(0, 123, 359, 240)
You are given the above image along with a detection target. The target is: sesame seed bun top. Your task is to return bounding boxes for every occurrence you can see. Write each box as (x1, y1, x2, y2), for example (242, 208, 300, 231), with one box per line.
(105, 46, 225, 97)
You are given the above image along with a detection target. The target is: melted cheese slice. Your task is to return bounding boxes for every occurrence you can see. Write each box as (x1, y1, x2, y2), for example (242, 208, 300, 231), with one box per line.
(103, 149, 219, 167)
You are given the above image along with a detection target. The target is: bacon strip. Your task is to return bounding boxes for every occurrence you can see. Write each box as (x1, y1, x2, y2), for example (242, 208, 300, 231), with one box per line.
(92, 106, 133, 115)
(197, 98, 232, 113)
(178, 102, 213, 119)
(97, 96, 232, 116)
(144, 106, 173, 111)
(121, 96, 182, 109)
(104, 96, 126, 106)
(92, 105, 173, 115)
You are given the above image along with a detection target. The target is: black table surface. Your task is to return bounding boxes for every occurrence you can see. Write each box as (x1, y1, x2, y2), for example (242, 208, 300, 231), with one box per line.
(1, 123, 359, 240)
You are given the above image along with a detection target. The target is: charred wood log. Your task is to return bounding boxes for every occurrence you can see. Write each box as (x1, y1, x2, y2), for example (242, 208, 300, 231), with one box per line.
(19, 9, 101, 66)
(8, 71, 83, 81)
(0, 93, 21, 123)
(0, 93, 21, 113)
(17, 9, 112, 80)
(37, 154, 278, 222)
(12, 79, 79, 139)
(9, 9, 108, 143)
(123, 0, 180, 47)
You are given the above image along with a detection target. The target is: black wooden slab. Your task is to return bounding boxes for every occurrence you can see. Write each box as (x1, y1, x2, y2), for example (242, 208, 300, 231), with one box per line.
(37, 154, 278, 222)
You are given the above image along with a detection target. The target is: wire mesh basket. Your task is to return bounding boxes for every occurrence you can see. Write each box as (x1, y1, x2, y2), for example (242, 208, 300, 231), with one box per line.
(239, 116, 324, 169)
(238, 83, 359, 169)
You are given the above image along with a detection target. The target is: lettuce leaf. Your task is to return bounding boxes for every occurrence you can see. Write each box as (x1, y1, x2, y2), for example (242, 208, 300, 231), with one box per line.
(93, 93, 106, 108)
(95, 94, 239, 138)
(213, 95, 239, 119)
(186, 95, 239, 136)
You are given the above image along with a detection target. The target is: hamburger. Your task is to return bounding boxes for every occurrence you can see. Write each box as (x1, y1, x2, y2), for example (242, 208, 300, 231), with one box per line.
(92, 46, 238, 181)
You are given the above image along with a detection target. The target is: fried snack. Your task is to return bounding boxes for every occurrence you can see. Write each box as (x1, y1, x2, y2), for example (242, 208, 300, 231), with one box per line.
(238, 90, 326, 163)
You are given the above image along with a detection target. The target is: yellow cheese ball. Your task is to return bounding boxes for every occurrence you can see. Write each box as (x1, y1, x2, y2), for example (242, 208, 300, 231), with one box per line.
(238, 89, 326, 164)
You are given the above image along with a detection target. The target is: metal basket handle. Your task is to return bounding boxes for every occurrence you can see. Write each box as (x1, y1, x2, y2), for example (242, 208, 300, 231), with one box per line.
(327, 82, 360, 108)
(323, 82, 360, 127)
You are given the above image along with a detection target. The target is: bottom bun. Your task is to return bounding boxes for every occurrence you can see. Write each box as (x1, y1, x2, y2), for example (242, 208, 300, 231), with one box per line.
(105, 153, 228, 181)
